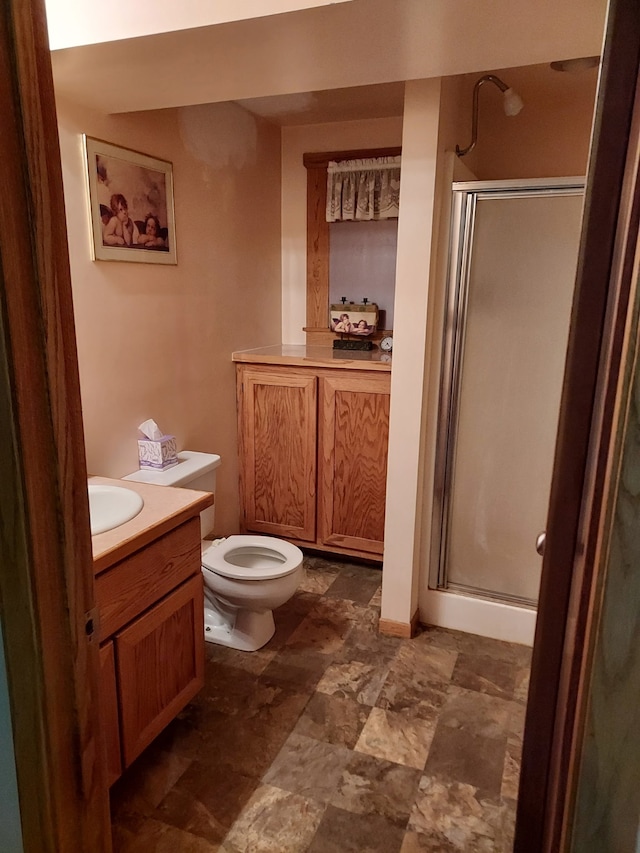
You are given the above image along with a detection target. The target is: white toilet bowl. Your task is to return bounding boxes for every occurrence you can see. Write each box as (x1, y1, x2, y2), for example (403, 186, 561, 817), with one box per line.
(201, 535, 304, 651)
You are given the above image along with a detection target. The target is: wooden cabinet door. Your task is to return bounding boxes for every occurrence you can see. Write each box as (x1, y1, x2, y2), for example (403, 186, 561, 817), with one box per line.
(238, 368, 317, 541)
(98, 641, 122, 786)
(95, 517, 201, 642)
(319, 373, 390, 555)
(116, 575, 204, 767)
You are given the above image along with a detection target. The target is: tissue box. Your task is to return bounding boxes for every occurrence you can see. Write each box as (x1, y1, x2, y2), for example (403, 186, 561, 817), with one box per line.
(137, 435, 178, 470)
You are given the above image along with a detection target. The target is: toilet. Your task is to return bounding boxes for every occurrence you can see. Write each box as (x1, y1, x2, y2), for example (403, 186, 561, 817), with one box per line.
(123, 451, 304, 651)
(201, 535, 303, 651)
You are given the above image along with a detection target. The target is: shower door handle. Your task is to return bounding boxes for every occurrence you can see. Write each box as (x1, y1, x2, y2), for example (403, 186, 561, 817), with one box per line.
(536, 531, 546, 556)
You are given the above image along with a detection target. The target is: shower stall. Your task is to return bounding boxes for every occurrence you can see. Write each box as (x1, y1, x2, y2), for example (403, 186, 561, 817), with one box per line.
(430, 178, 585, 621)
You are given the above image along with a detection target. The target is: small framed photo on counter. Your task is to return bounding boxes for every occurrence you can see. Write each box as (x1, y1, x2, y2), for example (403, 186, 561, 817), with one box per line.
(330, 303, 379, 336)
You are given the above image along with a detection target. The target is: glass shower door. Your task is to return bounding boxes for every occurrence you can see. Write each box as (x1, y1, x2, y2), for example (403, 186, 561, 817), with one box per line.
(433, 180, 584, 605)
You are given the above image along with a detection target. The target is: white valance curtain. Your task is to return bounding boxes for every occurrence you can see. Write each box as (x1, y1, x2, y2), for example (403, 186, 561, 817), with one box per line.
(326, 156, 401, 222)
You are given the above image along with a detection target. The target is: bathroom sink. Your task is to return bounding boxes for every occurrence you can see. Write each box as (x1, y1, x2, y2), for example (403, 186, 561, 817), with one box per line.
(88, 484, 144, 535)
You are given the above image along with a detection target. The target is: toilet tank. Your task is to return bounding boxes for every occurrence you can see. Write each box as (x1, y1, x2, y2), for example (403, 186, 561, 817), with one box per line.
(123, 450, 221, 537)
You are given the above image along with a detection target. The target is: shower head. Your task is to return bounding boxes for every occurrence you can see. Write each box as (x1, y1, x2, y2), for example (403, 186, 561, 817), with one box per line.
(456, 74, 524, 158)
(502, 87, 524, 117)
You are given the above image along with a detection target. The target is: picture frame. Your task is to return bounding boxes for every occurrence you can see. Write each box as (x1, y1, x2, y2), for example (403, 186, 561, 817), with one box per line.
(330, 302, 379, 336)
(83, 135, 177, 265)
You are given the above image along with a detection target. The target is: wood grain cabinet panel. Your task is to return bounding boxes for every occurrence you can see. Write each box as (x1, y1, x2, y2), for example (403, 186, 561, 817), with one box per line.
(116, 575, 204, 767)
(95, 516, 205, 784)
(95, 517, 201, 642)
(98, 641, 121, 787)
(238, 369, 317, 541)
(319, 373, 390, 555)
(237, 364, 390, 559)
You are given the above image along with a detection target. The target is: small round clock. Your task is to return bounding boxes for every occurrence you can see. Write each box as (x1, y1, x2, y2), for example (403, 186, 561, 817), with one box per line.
(380, 336, 393, 353)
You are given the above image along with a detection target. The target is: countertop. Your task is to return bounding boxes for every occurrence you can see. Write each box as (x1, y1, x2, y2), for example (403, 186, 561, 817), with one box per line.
(90, 476, 213, 575)
(232, 344, 392, 372)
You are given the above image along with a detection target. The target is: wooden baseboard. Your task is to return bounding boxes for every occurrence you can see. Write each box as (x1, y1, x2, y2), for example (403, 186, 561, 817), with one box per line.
(379, 609, 420, 639)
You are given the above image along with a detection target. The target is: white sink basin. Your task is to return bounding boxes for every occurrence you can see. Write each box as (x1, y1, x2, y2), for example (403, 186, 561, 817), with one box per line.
(88, 484, 144, 535)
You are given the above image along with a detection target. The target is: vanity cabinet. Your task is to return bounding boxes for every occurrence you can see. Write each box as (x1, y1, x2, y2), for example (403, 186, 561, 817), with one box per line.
(94, 513, 205, 782)
(236, 359, 390, 559)
(115, 574, 203, 767)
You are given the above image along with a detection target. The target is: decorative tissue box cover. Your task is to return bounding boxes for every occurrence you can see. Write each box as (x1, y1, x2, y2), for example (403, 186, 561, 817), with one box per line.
(137, 435, 178, 470)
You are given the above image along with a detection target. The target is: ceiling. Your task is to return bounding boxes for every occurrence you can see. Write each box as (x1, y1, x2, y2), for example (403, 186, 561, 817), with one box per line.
(230, 61, 599, 127)
(49, 0, 606, 116)
(233, 82, 406, 126)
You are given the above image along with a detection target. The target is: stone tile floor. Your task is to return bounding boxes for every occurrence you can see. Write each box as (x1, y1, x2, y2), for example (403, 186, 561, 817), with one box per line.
(111, 555, 531, 852)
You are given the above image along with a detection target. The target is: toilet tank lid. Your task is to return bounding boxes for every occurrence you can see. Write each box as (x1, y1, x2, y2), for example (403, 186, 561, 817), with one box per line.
(122, 450, 221, 487)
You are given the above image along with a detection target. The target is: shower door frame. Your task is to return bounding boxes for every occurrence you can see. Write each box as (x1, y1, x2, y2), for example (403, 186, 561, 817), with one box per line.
(430, 177, 585, 605)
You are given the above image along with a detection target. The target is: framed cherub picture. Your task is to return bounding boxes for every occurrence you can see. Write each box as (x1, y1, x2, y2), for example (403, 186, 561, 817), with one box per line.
(330, 302, 379, 336)
(83, 135, 177, 265)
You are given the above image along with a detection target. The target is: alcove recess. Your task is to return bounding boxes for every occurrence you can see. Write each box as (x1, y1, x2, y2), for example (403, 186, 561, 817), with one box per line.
(303, 147, 401, 347)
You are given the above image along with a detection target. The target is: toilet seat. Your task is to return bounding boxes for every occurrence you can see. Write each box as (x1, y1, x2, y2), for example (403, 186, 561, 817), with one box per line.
(201, 535, 303, 581)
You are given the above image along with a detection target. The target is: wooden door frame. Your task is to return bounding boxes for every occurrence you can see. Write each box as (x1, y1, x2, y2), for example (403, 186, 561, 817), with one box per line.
(0, 2, 110, 851)
(515, 0, 640, 849)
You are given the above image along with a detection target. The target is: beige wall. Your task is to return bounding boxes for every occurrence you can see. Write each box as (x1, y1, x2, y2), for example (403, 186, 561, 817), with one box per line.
(452, 64, 598, 180)
(281, 117, 403, 344)
(381, 78, 443, 625)
(57, 99, 282, 536)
